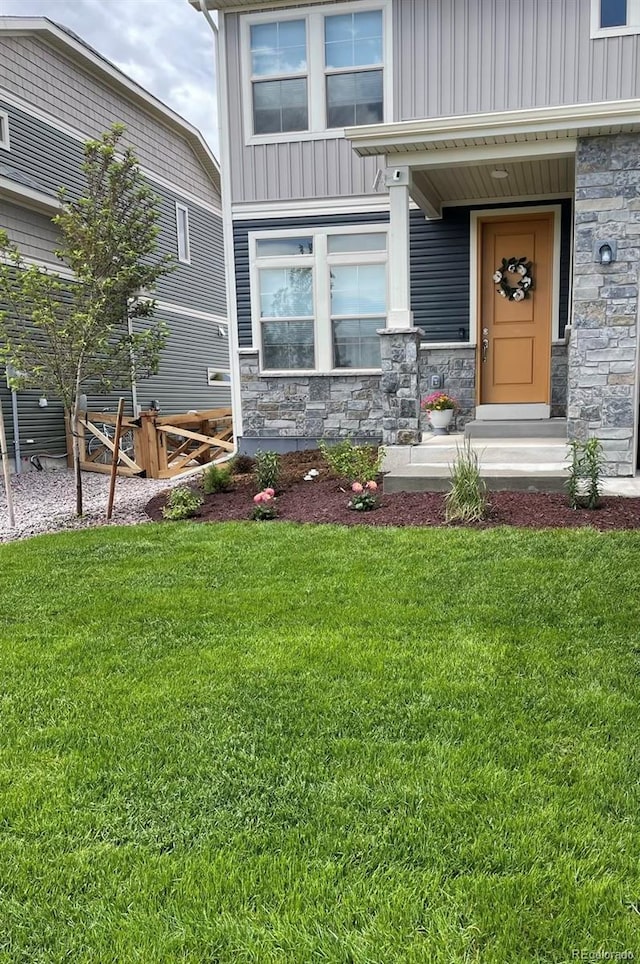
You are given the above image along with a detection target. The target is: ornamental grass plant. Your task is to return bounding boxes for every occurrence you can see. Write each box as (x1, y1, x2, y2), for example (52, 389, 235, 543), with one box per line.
(445, 439, 489, 523)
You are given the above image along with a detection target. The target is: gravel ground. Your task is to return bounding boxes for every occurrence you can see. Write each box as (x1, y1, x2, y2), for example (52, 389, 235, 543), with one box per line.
(0, 469, 178, 543)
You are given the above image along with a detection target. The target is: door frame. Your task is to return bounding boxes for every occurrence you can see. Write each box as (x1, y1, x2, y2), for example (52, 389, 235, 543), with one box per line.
(470, 205, 562, 412)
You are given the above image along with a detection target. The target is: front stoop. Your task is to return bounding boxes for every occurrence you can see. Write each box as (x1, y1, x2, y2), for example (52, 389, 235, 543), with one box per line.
(383, 433, 570, 493)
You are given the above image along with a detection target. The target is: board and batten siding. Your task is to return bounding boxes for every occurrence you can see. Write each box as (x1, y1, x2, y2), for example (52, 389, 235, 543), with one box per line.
(0, 35, 218, 206)
(233, 201, 572, 348)
(134, 307, 231, 413)
(395, 0, 640, 120)
(223, 11, 382, 204)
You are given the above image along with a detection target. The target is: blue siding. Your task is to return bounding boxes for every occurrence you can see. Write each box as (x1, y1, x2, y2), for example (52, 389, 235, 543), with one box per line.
(232, 199, 572, 347)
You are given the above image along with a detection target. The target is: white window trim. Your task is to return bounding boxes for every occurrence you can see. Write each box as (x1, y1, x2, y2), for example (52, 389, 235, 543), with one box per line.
(175, 202, 191, 264)
(591, 0, 640, 37)
(240, 0, 393, 147)
(0, 110, 10, 150)
(249, 223, 389, 375)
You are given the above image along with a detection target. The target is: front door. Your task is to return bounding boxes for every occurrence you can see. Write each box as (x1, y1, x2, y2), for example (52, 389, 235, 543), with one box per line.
(479, 213, 553, 405)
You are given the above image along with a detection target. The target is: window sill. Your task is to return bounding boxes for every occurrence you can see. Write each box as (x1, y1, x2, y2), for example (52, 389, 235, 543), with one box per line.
(245, 128, 346, 147)
(419, 342, 476, 350)
(258, 369, 382, 377)
(591, 25, 640, 37)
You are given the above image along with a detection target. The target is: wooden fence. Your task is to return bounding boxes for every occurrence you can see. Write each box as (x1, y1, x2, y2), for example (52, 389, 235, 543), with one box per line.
(69, 408, 233, 480)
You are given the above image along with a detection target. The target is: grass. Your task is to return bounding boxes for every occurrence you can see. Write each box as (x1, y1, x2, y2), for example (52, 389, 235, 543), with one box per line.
(0, 522, 639, 962)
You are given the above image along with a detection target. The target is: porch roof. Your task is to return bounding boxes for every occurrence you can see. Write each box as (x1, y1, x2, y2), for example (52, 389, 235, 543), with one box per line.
(345, 100, 640, 159)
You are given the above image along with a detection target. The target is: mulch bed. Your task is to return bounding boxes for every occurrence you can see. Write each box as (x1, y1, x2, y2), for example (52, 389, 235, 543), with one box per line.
(145, 448, 640, 531)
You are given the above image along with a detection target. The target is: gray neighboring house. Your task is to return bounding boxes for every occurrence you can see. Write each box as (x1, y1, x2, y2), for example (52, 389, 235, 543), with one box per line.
(195, 0, 640, 476)
(0, 16, 229, 471)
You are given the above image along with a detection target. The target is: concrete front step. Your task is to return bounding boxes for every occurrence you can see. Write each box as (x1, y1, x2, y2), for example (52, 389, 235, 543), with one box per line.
(465, 418, 567, 439)
(382, 434, 570, 494)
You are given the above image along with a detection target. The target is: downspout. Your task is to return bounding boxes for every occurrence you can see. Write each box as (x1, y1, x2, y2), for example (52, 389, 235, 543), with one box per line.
(10, 388, 21, 474)
(198, 0, 239, 464)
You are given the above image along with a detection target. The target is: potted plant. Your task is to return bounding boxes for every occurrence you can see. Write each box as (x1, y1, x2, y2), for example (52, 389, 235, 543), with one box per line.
(421, 392, 457, 434)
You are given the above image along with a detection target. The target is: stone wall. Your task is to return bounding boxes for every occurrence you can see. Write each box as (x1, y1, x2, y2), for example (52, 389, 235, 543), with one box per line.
(551, 343, 568, 418)
(238, 350, 383, 452)
(419, 347, 475, 433)
(569, 134, 640, 476)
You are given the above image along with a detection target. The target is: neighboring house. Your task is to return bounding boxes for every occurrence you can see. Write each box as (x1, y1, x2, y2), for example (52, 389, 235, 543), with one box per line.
(195, 0, 640, 477)
(0, 17, 229, 471)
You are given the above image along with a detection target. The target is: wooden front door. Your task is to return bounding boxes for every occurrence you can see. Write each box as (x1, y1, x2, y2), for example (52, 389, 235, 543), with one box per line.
(479, 213, 553, 405)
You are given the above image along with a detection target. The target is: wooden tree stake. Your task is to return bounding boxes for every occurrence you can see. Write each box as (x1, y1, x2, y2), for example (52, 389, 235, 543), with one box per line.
(106, 397, 125, 521)
(0, 397, 15, 529)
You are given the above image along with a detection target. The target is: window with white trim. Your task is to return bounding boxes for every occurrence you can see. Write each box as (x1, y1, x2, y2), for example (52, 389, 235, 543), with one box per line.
(592, 0, 640, 34)
(241, 1, 391, 143)
(251, 226, 387, 372)
(0, 111, 9, 150)
(175, 203, 191, 264)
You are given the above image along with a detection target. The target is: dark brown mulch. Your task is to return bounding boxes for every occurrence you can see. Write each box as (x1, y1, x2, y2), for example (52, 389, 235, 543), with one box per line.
(145, 448, 640, 531)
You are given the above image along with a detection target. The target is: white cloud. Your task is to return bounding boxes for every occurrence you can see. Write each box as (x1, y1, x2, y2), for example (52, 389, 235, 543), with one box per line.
(1, 0, 219, 151)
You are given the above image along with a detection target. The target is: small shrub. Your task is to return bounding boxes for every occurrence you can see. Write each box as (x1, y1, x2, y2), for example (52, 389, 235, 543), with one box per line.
(348, 480, 379, 512)
(203, 462, 233, 494)
(230, 453, 255, 475)
(254, 450, 281, 492)
(319, 438, 384, 485)
(251, 488, 277, 520)
(445, 440, 488, 523)
(162, 486, 203, 521)
(567, 437, 603, 510)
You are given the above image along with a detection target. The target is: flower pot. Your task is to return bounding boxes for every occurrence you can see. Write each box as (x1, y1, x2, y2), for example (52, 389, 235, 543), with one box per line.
(428, 408, 454, 435)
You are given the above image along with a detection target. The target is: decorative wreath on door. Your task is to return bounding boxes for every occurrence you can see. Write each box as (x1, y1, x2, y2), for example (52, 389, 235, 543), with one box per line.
(493, 257, 534, 301)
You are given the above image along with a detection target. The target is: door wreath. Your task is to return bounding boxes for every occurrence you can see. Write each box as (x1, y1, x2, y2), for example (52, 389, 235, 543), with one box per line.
(493, 257, 533, 301)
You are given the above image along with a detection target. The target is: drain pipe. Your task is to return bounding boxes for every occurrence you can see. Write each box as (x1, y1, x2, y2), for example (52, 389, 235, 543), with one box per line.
(10, 388, 21, 475)
(198, 0, 239, 465)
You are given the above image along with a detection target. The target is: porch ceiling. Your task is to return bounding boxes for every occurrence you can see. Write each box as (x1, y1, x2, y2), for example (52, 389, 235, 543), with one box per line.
(412, 156, 575, 210)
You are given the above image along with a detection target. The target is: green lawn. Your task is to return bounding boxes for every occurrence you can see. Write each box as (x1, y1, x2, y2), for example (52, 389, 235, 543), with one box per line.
(0, 523, 639, 963)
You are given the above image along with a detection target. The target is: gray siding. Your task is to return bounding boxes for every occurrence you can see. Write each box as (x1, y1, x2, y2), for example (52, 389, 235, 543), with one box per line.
(0, 35, 218, 206)
(154, 199, 227, 316)
(232, 201, 572, 346)
(134, 307, 231, 413)
(395, 0, 640, 121)
(224, 12, 381, 203)
(0, 200, 60, 262)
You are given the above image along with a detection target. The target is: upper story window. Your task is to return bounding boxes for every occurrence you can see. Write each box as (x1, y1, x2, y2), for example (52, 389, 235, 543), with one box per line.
(175, 203, 191, 264)
(241, 1, 392, 145)
(0, 111, 10, 150)
(592, 0, 640, 35)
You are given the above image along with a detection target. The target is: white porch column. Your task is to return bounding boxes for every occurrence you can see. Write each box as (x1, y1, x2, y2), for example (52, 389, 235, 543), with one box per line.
(385, 166, 413, 328)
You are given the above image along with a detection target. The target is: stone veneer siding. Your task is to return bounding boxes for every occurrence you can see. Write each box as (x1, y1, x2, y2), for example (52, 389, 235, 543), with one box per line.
(551, 343, 568, 418)
(569, 134, 640, 476)
(238, 350, 383, 452)
(419, 346, 476, 432)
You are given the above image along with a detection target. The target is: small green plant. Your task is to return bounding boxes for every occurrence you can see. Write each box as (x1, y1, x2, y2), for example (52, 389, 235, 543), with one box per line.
(203, 462, 233, 494)
(445, 440, 488, 523)
(251, 488, 277, 520)
(162, 486, 203, 521)
(254, 450, 281, 492)
(319, 438, 384, 485)
(348, 480, 379, 512)
(567, 437, 603, 510)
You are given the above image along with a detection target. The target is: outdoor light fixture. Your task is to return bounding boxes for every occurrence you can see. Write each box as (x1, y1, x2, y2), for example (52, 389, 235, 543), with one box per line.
(491, 169, 509, 179)
(149, 399, 160, 412)
(593, 240, 617, 264)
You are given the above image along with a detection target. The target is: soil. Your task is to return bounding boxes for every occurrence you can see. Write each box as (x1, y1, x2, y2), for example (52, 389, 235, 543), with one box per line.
(145, 448, 640, 531)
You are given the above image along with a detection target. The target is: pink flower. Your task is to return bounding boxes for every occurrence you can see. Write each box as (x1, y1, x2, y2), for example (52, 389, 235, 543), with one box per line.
(366, 480, 378, 492)
(263, 491, 273, 501)
(253, 493, 264, 504)
(351, 482, 363, 493)
(265, 488, 275, 497)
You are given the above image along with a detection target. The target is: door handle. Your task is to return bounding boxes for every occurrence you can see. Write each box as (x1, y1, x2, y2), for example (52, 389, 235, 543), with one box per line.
(482, 338, 489, 362)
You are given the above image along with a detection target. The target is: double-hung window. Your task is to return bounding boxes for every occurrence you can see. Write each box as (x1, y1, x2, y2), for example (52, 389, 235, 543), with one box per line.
(242, 1, 391, 143)
(251, 226, 387, 373)
(592, 0, 640, 34)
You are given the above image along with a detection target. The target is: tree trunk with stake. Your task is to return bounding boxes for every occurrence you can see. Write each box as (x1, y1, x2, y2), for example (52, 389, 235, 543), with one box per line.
(0, 397, 16, 529)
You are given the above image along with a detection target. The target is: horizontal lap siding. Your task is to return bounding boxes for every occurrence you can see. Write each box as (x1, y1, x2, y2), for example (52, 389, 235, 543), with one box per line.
(0, 200, 61, 262)
(154, 200, 226, 317)
(134, 308, 231, 413)
(0, 100, 84, 198)
(233, 200, 571, 347)
(395, 0, 640, 121)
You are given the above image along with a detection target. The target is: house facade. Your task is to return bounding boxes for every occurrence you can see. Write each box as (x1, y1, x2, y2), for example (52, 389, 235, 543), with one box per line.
(198, 0, 640, 476)
(0, 17, 229, 471)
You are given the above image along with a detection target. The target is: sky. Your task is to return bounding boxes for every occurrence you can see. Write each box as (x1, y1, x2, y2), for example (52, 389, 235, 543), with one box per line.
(0, 0, 220, 154)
